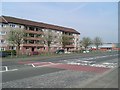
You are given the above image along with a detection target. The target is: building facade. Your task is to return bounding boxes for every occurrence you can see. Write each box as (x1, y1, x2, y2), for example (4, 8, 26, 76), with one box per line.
(0, 16, 80, 54)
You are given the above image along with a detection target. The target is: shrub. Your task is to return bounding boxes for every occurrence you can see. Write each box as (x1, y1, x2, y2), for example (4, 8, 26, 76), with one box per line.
(0, 50, 16, 56)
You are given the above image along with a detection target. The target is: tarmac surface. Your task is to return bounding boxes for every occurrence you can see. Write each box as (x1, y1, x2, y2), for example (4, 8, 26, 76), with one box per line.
(1, 51, 119, 88)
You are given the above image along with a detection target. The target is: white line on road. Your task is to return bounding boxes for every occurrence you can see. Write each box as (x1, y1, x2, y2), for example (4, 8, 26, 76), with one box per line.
(4, 66, 8, 71)
(32, 64, 35, 67)
(0, 69, 18, 73)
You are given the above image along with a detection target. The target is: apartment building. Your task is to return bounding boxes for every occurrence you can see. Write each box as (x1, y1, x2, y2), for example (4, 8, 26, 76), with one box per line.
(0, 16, 80, 54)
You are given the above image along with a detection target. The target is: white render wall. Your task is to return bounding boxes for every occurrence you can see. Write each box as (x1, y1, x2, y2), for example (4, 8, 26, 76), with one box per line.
(73, 33, 80, 50)
(0, 23, 25, 51)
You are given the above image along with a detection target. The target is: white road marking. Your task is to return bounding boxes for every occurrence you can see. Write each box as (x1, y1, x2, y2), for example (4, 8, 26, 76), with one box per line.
(0, 69, 18, 73)
(61, 54, 118, 68)
(4, 66, 8, 71)
(65, 59, 117, 68)
(25, 62, 61, 68)
(31, 64, 35, 67)
(2, 54, 117, 72)
(68, 62, 117, 68)
(62, 54, 118, 63)
(0, 66, 18, 72)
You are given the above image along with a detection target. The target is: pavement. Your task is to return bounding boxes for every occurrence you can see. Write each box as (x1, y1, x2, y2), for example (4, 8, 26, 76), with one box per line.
(1, 51, 119, 88)
(73, 67, 118, 88)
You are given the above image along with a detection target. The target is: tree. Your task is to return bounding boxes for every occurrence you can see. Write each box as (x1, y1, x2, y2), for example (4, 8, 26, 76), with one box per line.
(7, 27, 24, 56)
(81, 37, 92, 50)
(44, 31, 53, 53)
(61, 34, 71, 50)
(93, 37, 102, 50)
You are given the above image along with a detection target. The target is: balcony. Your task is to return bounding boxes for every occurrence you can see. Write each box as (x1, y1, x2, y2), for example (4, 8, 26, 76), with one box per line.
(0, 35, 6, 39)
(21, 44, 44, 47)
(67, 35, 74, 38)
(23, 37, 43, 41)
(65, 45, 74, 48)
(24, 30, 44, 34)
(63, 34, 74, 38)
(69, 40, 74, 43)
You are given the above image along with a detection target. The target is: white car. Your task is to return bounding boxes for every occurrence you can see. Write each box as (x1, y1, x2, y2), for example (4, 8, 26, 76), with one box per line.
(83, 50, 90, 53)
(65, 51, 71, 54)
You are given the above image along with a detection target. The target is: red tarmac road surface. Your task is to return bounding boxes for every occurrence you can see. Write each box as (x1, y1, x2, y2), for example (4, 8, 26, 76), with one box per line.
(47, 63, 110, 73)
(18, 61, 110, 73)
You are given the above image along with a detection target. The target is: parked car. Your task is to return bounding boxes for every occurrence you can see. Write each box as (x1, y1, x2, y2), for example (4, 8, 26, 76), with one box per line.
(65, 51, 71, 54)
(0, 52, 8, 57)
(83, 50, 90, 53)
(55, 49, 65, 54)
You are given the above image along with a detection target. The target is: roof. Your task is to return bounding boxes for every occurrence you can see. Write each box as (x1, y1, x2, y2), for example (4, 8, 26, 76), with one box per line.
(0, 15, 80, 34)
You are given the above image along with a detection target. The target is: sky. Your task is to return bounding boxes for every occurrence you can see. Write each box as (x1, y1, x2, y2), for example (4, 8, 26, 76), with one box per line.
(1, 2, 118, 43)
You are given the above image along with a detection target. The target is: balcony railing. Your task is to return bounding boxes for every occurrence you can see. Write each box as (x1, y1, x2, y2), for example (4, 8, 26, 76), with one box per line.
(65, 45, 74, 48)
(63, 34, 74, 38)
(23, 37, 43, 41)
(21, 44, 44, 47)
(24, 30, 44, 34)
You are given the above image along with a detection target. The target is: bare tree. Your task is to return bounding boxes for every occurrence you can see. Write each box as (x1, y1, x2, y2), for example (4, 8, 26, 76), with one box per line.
(81, 37, 92, 50)
(44, 31, 54, 53)
(93, 37, 102, 50)
(61, 34, 71, 50)
(7, 27, 24, 56)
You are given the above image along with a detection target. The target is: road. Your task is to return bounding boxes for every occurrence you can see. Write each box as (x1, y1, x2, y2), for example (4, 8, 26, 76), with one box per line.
(1, 51, 119, 88)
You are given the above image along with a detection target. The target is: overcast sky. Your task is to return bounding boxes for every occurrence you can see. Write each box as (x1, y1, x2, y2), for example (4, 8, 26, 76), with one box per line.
(1, 2, 118, 43)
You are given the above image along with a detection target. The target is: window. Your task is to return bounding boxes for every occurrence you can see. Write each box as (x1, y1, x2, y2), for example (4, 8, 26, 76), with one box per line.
(76, 38, 79, 41)
(36, 28, 38, 31)
(9, 46, 16, 50)
(35, 40, 39, 44)
(26, 47, 29, 49)
(24, 26, 28, 30)
(36, 34, 42, 38)
(54, 41, 58, 44)
(0, 47, 5, 51)
(38, 28, 43, 32)
(24, 33, 28, 37)
(29, 27, 34, 31)
(44, 47, 46, 50)
(1, 24, 3, 27)
(9, 24, 16, 27)
(29, 40, 34, 44)
(0, 40, 5, 44)
(0, 24, 7, 27)
(0, 31, 6, 35)
(29, 33, 34, 37)
(23, 40, 28, 44)
(37, 47, 40, 49)
(19, 26, 21, 28)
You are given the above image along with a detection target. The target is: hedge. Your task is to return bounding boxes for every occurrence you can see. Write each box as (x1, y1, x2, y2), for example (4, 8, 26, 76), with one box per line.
(0, 50, 16, 55)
